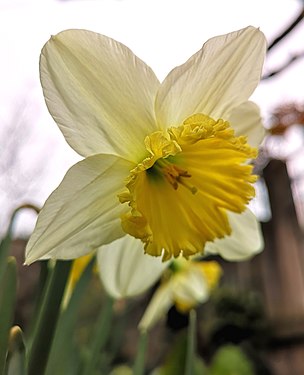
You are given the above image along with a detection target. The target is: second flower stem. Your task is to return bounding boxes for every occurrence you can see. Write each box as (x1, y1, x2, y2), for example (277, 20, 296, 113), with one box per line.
(133, 330, 148, 375)
(185, 309, 197, 375)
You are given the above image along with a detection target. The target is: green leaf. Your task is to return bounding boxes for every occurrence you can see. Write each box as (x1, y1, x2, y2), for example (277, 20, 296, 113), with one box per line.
(82, 295, 114, 375)
(109, 365, 133, 375)
(208, 345, 255, 375)
(0, 204, 39, 285)
(0, 257, 17, 375)
(26, 260, 72, 375)
(45, 259, 95, 375)
(26, 261, 50, 342)
(158, 332, 207, 375)
(0, 226, 13, 285)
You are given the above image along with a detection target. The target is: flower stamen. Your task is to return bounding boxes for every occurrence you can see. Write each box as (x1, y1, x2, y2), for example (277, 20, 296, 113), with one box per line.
(176, 176, 198, 195)
(152, 158, 197, 194)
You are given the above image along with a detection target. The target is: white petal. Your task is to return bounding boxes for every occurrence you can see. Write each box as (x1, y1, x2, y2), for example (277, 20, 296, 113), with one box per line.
(156, 26, 266, 127)
(25, 154, 134, 264)
(138, 282, 174, 332)
(97, 235, 168, 299)
(228, 101, 265, 148)
(205, 208, 264, 261)
(40, 29, 160, 162)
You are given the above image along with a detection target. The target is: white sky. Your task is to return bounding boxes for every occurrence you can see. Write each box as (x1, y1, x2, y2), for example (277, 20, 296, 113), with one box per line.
(0, 0, 304, 235)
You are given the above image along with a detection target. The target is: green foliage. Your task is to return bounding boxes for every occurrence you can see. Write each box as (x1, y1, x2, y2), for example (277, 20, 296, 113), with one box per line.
(45, 259, 95, 375)
(0, 231, 13, 284)
(203, 287, 269, 349)
(157, 332, 208, 375)
(109, 365, 133, 375)
(82, 294, 114, 375)
(0, 209, 269, 375)
(0, 258, 17, 375)
(27, 260, 72, 375)
(208, 345, 255, 375)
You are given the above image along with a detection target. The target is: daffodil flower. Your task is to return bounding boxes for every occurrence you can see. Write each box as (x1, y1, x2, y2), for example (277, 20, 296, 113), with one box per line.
(139, 259, 222, 331)
(25, 26, 266, 264)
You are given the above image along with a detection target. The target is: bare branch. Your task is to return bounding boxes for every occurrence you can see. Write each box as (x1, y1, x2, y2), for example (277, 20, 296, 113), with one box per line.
(262, 51, 304, 80)
(267, 7, 304, 52)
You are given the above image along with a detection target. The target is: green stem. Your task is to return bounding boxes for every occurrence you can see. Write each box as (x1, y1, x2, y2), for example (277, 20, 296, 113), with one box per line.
(26, 261, 49, 341)
(82, 295, 114, 375)
(133, 331, 148, 375)
(185, 309, 197, 375)
(0, 204, 39, 284)
(0, 258, 17, 375)
(26, 260, 72, 375)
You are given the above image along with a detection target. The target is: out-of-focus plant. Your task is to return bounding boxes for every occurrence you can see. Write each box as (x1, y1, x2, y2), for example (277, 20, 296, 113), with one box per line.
(0, 207, 263, 375)
(207, 345, 255, 375)
(139, 259, 222, 331)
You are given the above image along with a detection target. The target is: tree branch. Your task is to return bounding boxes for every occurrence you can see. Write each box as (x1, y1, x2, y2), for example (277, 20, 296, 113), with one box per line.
(267, 7, 304, 51)
(262, 51, 304, 80)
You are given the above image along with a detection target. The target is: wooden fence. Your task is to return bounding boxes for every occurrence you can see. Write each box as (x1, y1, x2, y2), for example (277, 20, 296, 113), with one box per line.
(221, 159, 304, 374)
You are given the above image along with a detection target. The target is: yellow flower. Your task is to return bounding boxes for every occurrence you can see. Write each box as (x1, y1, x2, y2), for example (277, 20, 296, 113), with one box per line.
(139, 259, 222, 331)
(64, 252, 95, 305)
(25, 27, 266, 264)
(68, 253, 94, 289)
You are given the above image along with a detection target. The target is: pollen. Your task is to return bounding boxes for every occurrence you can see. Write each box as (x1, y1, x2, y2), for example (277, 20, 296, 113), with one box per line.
(118, 113, 258, 261)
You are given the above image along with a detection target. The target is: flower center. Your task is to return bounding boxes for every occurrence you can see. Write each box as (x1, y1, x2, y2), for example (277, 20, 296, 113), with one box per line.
(118, 113, 257, 261)
(147, 157, 198, 194)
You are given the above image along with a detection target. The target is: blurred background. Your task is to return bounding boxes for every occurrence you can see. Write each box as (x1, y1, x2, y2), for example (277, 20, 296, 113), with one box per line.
(1, 0, 304, 374)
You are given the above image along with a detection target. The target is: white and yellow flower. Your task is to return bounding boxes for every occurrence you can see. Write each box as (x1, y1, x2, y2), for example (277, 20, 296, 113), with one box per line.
(139, 258, 222, 331)
(25, 26, 266, 264)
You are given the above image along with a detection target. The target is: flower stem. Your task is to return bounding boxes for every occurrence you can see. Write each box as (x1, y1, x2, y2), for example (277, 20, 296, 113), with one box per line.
(185, 309, 197, 375)
(0, 204, 39, 284)
(133, 331, 148, 375)
(27, 260, 72, 375)
(82, 295, 114, 375)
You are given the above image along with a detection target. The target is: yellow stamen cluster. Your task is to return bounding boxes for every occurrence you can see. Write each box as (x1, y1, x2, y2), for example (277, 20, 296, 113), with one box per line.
(118, 113, 257, 261)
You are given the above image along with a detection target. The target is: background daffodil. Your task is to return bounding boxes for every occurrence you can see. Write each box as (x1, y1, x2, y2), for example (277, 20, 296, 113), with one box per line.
(139, 259, 222, 331)
(25, 26, 266, 264)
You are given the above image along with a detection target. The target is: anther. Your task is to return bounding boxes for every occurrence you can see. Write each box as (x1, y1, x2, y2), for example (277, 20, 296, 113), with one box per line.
(163, 164, 197, 194)
(177, 178, 198, 194)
